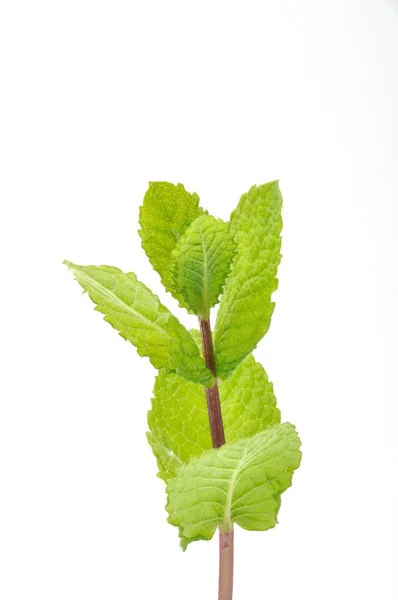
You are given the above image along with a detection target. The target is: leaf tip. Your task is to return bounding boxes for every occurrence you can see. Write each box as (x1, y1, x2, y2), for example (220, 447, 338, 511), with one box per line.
(63, 260, 80, 277)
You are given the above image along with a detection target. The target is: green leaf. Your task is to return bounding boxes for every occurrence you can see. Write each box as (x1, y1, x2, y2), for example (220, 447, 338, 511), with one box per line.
(138, 182, 203, 308)
(214, 181, 283, 378)
(220, 354, 281, 441)
(147, 349, 280, 481)
(64, 261, 213, 386)
(179, 529, 209, 552)
(147, 371, 211, 481)
(146, 432, 185, 482)
(166, 423, 301, 544)
(172, 214, 236, 318)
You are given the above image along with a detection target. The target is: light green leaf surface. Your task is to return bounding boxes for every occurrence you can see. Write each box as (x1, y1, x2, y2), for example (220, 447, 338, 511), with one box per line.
(147, 349, 280, 481)
(220, 354, 281, 440)
(214, 182, 283, 378)
(179, 530, 209, 552)
(64, 262, 213, 386)
(167, 423, 301, 543)
(138, 182, 203, 308)
(172, 214, 235, 318)
(147, 371, 211, 481)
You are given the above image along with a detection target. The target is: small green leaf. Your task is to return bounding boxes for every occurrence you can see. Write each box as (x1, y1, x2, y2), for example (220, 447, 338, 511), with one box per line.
(166, 423, 301, 543)
(147, 349, 280, 481)
(138, 182, 203, 308)
(64, 261, 213, 386)
(172, 214, 236, 318)
(214, 181, 283, 378)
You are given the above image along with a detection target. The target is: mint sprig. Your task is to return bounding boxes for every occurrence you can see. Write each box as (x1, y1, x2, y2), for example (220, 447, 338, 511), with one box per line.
(64, 180, 301, 600)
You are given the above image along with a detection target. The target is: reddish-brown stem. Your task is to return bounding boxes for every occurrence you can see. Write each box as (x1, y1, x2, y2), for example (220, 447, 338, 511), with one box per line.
(199, 318, 225, 448)
(199, 317, 217, 375)
(199, 317, 233, 600)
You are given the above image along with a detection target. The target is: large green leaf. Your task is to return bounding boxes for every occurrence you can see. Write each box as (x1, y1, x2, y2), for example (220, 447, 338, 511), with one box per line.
(214, 182, 283, 378)
(147, 350, 280, 481)
(138, 182, 203, 308)
(172, 214, 235, 318)
(167, 423, 301, 543)
(64, 262, 213, 386)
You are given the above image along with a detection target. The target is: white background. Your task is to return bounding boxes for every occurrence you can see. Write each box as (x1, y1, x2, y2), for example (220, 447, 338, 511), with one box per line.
(1, 1, 397, 599)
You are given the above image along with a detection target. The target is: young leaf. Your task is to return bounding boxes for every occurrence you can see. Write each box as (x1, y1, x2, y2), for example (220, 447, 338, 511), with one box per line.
(138, 182, 204, 307)
(172, 214, 235, 319)
(214, 181, 283, 378)
(64, 261, 213, 386)
(147, 350, 280, 481)
(166, 423, 301, 544)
